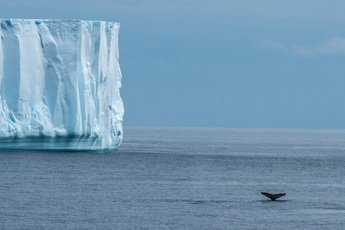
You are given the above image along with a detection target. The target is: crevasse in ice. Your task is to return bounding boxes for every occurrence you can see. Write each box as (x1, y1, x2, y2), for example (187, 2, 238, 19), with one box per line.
(0, 19, 124, 150)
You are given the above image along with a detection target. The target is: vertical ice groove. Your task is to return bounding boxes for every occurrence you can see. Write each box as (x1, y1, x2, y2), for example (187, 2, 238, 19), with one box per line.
(0, 26, 3, 90)
(80, 21, 94, 136)
(108, 22, 123, 144)
(45, 20, 80, 135)
(73, 21, 83, 136)
(2, 21, 20, 117)
(15, 20, 47, 136)
(0, 26, 7, 136)
(37, 22, 66, 134)
(0, 19, 124, 150)
(98, 21, 109, 146)
(99, 22, 108, 82)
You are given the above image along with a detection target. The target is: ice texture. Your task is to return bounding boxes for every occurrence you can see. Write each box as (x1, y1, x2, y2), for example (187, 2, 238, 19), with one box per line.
(0, 19, 124, 150)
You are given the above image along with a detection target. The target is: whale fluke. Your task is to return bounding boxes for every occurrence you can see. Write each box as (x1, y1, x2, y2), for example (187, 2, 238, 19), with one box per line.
(261, 192, 286, 201)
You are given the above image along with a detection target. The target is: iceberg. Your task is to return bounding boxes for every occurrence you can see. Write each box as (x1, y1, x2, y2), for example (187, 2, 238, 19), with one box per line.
(0, 19, 124, 150)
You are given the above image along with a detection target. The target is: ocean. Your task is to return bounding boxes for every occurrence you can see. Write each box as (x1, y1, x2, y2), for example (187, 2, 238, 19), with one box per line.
(1, 127, 345, 229)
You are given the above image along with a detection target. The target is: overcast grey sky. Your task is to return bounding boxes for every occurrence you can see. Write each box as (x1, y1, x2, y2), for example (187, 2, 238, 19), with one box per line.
(1, 0, 345, 128)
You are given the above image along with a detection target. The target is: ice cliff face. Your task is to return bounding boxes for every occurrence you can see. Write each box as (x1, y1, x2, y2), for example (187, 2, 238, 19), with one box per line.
(0, 19, 124, 150)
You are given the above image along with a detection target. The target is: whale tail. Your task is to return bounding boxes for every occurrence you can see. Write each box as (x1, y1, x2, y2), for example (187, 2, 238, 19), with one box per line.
(261, 192, 286, 201)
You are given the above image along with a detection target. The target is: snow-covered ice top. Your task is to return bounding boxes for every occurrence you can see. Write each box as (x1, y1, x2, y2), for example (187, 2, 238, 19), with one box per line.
(0, 19, 124, 150)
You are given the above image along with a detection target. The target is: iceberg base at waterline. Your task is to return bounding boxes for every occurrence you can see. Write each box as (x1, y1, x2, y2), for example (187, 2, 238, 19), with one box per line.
(0, 19, 124, 150)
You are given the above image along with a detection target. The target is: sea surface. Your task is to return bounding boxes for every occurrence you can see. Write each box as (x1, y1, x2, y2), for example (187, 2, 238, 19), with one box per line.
(1, 127, 345, 229)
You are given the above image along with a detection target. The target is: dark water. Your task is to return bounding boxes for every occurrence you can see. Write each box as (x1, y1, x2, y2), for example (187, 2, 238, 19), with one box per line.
(1, 127, 345, 229)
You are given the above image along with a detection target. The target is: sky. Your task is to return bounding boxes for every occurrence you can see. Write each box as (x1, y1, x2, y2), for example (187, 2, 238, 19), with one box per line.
(1, 0, 345, 129)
